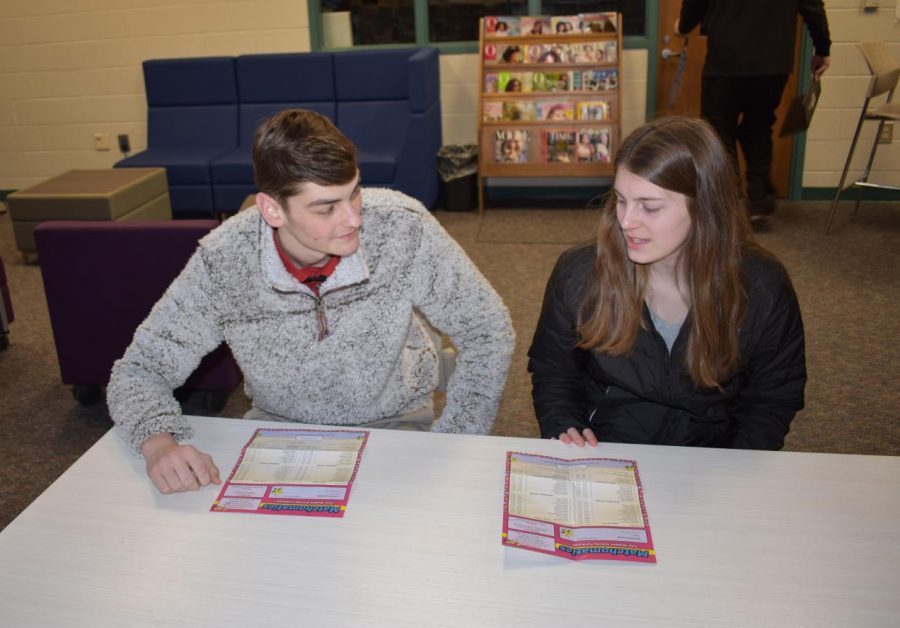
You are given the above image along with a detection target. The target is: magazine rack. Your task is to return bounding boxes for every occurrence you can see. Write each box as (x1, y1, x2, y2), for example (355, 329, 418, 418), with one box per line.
(477, 13, 622, 211)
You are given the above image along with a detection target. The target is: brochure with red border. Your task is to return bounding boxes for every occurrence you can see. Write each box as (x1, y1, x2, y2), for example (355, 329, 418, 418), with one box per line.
(211, 428, 369, 517)
(502, 452, 656, 562)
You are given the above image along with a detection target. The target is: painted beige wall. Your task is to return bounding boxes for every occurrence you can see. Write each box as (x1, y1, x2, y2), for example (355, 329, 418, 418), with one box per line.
(1, 0, 897, 192)
(0, 0, 311, 190)
(805, 0, 900, 188)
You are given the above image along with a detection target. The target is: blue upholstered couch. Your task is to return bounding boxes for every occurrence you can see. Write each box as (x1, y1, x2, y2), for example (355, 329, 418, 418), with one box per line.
(116, 49, 443, 217)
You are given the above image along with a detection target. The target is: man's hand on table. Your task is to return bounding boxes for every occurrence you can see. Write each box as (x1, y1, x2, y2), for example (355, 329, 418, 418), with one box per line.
(141, 432, 221, 494)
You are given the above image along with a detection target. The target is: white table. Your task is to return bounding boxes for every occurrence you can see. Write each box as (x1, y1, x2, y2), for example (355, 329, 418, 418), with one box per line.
(1, 416, 898, 627)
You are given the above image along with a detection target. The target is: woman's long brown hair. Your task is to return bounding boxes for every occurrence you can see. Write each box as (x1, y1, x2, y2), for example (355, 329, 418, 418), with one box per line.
(577, 116, 764, 389)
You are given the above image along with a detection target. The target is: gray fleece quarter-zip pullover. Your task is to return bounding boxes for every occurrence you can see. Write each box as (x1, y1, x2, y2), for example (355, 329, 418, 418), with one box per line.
(108, 188, 515, 454)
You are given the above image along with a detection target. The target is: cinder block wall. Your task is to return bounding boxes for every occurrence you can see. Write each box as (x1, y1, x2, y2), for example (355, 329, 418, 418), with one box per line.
(0, 0, 311, 191)
(1, 0, 897, 192)
(804, 0, 900, 189)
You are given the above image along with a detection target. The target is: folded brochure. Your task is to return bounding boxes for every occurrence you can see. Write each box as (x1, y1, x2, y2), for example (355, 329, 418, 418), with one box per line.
(503, 452, 656, 562)
(212, 428, 369, 517)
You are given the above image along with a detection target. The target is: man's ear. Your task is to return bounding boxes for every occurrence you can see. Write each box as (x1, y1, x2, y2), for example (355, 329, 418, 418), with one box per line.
(257, 192, 285, 228)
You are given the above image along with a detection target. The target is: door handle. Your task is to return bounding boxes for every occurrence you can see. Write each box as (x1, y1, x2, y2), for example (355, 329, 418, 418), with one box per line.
(661, 36, 689, 60)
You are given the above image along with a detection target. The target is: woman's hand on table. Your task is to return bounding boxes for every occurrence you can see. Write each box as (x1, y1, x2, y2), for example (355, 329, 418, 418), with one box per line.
(557, 427, 599, 448)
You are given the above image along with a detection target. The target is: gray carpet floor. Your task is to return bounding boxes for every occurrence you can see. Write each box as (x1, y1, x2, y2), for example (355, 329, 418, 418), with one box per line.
(1, 199, 898, 531)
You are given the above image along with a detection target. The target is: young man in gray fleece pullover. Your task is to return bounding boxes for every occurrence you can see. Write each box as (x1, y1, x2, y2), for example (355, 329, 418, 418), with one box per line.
(107, 109, 515, 494)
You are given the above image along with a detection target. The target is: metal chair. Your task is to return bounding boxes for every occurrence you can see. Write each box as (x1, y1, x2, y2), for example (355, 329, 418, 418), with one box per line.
(826, 42, 900, 233)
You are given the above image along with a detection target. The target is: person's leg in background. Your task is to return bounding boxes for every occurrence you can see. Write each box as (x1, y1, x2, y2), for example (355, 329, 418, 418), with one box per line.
(701, 76, 742, 175)
(736, 74, 789, 229)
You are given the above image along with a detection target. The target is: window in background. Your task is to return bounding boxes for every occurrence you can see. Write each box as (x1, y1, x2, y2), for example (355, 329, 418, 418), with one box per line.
(428, 1, 528, 43)
(321, 0, 416, 46)
(540, 1, 645, 37)
(314, 1, 647, 48)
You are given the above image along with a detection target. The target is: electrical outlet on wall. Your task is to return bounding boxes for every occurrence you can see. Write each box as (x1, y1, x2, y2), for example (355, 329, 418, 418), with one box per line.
(863, 0, 880, 12)
(93, 132, 112, 151)
(878, 122, 893, 144)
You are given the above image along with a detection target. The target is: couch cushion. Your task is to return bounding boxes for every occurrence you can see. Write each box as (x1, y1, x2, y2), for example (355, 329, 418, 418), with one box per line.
(334, 48, 416, 101)
(338, 100, 407, 149)
(118, 148, 230, 185)
(355, 151, 398, 184)
(213, 185, 258, 215)
(210, 147, 255, 184)
(237, 53, 335, 103)
(144, 57, 237, 106)
(338, 100, 409, 183)
(149, 105, 238, 149)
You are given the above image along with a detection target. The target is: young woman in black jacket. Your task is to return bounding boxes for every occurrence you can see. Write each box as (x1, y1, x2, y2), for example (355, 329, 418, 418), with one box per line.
(528, 116, 806, 450)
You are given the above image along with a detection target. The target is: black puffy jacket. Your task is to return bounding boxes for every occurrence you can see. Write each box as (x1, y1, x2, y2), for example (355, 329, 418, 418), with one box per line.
(528, 244, 806, 450)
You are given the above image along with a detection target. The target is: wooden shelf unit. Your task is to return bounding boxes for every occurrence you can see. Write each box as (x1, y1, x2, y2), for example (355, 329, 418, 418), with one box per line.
(476, 14, 623, 211)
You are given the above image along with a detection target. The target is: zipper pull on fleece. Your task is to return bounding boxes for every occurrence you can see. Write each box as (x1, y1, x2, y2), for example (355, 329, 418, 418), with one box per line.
(315, 299, 329, 341)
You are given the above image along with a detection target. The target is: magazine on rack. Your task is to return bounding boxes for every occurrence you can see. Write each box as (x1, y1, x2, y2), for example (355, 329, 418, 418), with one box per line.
(503, 100, 537, 121)
(520, 16, 551, 36)
(485, 44, 526, 65)
(577, 100, 611, 121)
(575, 128, 613, 163)
(532, 71, 571, 93)
(542, 129, 577, 163)
(537, 100, 575, 121)
(580, 69, 619, 91)
(550, 15, 579, 34)
(484, 15, 520, 36)
(498, 71, 529, 93)
(527, 43, 575, 64)
(494, 129, 531, 163)
(484, 72, 499, 93)
(579, 12, 617, 34)
(483, 101, 503, 122)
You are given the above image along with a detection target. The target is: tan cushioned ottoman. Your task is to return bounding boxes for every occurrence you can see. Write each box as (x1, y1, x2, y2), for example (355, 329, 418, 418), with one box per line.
(7, 168, 172, 254)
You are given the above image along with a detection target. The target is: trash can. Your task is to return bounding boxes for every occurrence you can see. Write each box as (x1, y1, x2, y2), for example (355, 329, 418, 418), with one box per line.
(437, 144, 478, 211)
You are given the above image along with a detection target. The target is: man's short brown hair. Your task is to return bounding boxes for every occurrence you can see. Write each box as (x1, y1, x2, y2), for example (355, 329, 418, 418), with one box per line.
(253, 109, 358, 206)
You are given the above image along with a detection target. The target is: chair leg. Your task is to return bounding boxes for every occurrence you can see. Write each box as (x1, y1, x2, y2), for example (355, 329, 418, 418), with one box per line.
(826, 105, 870, 234)
(852, 119, 886, 216)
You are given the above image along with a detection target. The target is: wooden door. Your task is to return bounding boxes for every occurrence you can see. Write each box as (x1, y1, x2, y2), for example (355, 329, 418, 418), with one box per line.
(654, 2, 801, 198)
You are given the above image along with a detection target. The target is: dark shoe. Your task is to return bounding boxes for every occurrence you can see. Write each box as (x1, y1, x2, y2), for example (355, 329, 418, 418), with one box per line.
(749, 198, 776, 217)
(750, 214, 772, 233)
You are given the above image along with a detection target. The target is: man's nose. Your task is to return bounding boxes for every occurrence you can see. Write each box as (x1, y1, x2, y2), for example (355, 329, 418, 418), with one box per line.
(343, 202, 362, 228)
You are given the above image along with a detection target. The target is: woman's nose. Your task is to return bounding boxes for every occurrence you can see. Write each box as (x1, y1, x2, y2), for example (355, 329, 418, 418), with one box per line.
(618, 204, 638, 228)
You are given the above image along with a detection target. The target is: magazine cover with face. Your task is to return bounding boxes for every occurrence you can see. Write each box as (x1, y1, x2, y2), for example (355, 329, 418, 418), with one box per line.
(485, 15, 520, 36)
(576, 128, 613, 163)
(537, 100, 575, 121)
(532, 71, 571, 93)
(579, 12, 617, 34)
(550, 15, 579, 35)
(521, 16, 551, 36)
(542, 129, 577, 163)
(495, 129, 532, 163)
